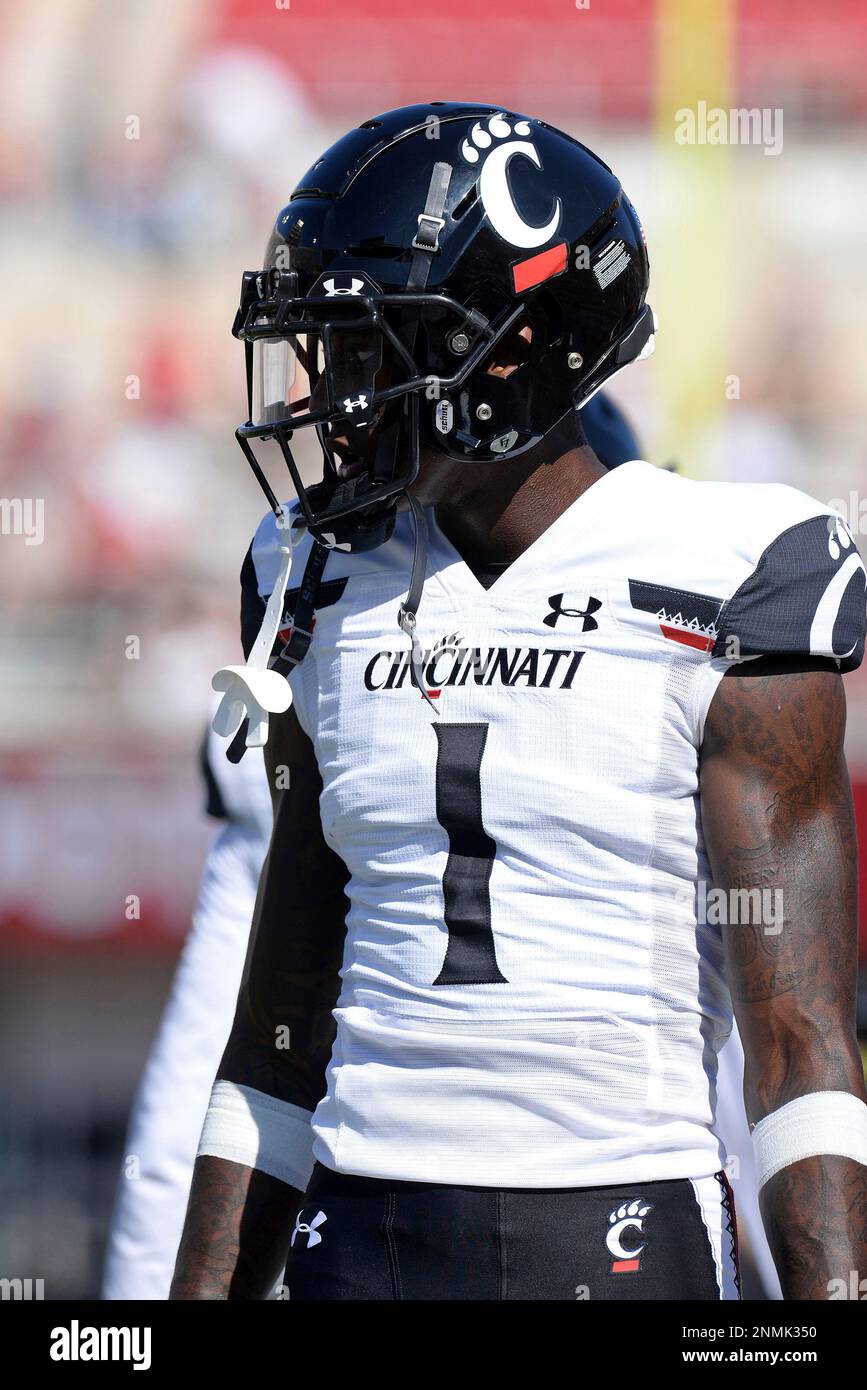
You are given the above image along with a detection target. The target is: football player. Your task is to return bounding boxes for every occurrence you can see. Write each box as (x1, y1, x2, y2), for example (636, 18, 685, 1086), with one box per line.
(102, 396, 777, 1300)
(172, 105, 867, 1300)
(102, 398, 776, 1300)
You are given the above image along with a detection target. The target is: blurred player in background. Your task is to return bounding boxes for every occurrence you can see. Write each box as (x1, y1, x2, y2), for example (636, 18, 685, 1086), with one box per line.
(102, 712, 270, 1300)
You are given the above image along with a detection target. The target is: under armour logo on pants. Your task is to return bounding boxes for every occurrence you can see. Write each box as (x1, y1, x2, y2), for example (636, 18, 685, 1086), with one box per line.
(291, 1209, 327, 1249)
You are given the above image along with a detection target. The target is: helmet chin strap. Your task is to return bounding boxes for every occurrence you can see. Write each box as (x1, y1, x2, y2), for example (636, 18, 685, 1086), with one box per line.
(210, 487, 435, 765)
(397, 491, 437, 713)
(211, 511, 300, 751)
(390, 161, 452, 714)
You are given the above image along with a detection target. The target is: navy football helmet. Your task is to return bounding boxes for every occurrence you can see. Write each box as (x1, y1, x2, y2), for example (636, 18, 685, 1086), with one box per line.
(233, 103, 654, 550)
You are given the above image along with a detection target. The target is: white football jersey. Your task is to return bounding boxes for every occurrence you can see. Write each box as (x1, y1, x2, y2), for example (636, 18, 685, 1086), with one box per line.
(243, 461, 865, 1188)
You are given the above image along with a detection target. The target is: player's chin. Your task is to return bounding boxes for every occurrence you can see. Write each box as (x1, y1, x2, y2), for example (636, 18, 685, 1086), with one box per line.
(333, 456, 368, 481)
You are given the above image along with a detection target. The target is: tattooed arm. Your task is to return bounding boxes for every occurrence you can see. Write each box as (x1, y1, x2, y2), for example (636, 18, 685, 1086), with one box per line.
(171, 707, 349, 1299)
(701, 657, 867, 1300)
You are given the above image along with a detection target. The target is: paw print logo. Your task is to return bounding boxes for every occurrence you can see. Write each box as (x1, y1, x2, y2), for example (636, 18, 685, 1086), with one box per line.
(432, 631, 462, 655)
(827, 514, 855, 562)
(460, 112, 530, 164)
(459, 112, 561, 250)
(420, 632, 464, 702)
(605, 1199, 652, 1273)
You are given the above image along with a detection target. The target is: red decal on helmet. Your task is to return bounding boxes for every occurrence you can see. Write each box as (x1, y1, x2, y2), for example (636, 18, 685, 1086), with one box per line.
(511, 242, 568, 294)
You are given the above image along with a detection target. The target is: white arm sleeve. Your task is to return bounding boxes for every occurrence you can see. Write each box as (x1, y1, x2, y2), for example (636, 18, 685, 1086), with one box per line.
(197, 1080, 315, 1192)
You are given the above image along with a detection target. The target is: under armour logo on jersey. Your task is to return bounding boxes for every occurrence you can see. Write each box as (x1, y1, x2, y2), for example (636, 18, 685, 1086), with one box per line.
(342, 394, 369, 413)
(460, 113, 561, 250)
(606, 1199, 652, 1274)
(291, 1209, 327, 1249)
(543, 593, 602, 631)
(323, 276, 365, 296)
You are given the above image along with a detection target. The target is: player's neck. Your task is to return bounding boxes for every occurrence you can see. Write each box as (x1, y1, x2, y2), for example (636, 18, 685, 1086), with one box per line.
(434, 445, 607, 571)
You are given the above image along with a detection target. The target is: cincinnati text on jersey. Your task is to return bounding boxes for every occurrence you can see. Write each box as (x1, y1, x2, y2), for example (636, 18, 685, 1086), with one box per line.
(363, 639, 586, 693)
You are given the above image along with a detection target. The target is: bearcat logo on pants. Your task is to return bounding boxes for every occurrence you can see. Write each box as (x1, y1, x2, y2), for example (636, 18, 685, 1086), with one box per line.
(364, 632, 585, 697)
(606, 1199, 652, 1274)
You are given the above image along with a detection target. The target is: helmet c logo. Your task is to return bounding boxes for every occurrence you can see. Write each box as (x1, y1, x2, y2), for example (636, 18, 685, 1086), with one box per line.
(462, 115, 561, 250)
(480, 142, 561, 249)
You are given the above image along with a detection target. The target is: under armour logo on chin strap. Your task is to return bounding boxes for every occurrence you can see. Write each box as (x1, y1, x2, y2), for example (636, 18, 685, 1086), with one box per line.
(543, 593, 602, 631)
(291, 1209, 327, 1250)
(342, 393, 369, 413)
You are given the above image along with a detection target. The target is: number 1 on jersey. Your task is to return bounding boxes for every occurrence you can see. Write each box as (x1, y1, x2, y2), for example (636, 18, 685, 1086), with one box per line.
(432, 722, 507, 986)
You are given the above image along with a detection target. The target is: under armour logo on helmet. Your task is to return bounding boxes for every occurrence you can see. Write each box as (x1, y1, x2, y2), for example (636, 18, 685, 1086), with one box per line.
(342, 394, 370, 414)
(323, 277, 365, 296)
(291, 1209, 327, 1249)
(543, 593, 602, 631)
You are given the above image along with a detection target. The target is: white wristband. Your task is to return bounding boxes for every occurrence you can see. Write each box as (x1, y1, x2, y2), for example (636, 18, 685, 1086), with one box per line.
(752, 1090, 867, 1191)
(197, 1080, 316, 1194)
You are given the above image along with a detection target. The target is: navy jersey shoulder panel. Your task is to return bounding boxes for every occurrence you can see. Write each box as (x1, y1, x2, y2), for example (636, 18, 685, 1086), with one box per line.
(712, 513, 867, 671)
(282, 576, 348, 618)
(269, 575, 349, 677)
(240, 530, 351, 666)
(240, 542, 266, 662)
(199, 724, 228, 820)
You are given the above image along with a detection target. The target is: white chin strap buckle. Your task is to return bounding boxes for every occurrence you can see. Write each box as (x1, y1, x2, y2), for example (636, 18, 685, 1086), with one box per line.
(211, 665, 292, 749)
(211, 511, 300, 750)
